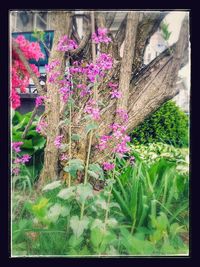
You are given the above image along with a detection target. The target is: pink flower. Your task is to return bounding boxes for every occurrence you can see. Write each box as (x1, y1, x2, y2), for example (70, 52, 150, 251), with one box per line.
(60, 153, 68, 161)
(103, 162, 115, 171)
(57, 35, 78, 52)
(97, 135, 112, 151)
(116, 109, 129, 122)
(84, 99, 100, 121)
(60, 153, 69, 160)
(14, 154, 31, 164)
(12, 142, 23, 153)
(45, 60, 60, 72)
(110, 90, 122, 99)
(36, 119, 48, 133)
(92, 28, 111, 44)
(54, 135, 64, 149)
(12, 167, 20, 176)
(35, 96, 46, 108)
(108, 82, 118, 89)
(21, 154, 31, 163)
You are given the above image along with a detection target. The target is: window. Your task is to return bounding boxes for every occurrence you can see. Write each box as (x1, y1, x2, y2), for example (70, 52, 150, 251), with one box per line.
(11, 11, 49, 32)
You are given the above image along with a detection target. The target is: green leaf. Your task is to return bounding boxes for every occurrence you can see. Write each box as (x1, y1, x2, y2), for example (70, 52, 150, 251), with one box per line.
(90, 227, 104, 248)
(87, 170, 99, 179)
(76, 183, 94, 203)
(64, 159, 84, 178)
(70, 215, 89, 238)
(85, 122, 98, 134)
(88, 163, 104, 180)
(91, 219, 105, 229)
(57, 186, 75, 200)
(42, 180, 62, 192)
(32, 136, 46, 151)
(46, 203, 70, 222)
(71, 134, 81, 141)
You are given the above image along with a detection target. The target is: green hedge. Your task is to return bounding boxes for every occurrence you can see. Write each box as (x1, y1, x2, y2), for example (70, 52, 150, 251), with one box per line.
(131, 101, 189, 148)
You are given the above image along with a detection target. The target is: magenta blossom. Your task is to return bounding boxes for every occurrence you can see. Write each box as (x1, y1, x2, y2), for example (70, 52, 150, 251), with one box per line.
(110, 90, 122, 99)
(36, 119, 48, 134)
(57, 35, 78, 52)
(60, 153, 68, 161)
(103, 162, 115, 171)
(12, 167, 20, 176)
(108, 82, 118, 89)
(92, 28, 111, 44)
(14, 154, 31, 164)
(84, 99, 100, 121)
(21, 154, 31, 163)
(12, 142, 23, 153)
(45, 59, 60, 72)
(35, 96, 46, 108)
(97, 135, 112, 151)
(116, 109, 129, 122)
(54, 135, 64, 149)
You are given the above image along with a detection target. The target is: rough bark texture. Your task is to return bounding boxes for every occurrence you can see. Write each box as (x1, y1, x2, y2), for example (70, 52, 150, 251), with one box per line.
(39, 11, 72, 186)
(116, 12, 139, 113)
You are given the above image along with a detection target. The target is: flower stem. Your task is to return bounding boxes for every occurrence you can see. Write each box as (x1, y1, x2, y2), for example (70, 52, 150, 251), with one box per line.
(104, 157, 116, 228)
(80, 129, 93, 220)
(68, 103, 72, 187)
(84, 129, 93, 185)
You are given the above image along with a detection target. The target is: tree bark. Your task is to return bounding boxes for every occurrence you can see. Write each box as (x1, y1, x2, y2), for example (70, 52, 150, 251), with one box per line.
(39, 11, 72, 186)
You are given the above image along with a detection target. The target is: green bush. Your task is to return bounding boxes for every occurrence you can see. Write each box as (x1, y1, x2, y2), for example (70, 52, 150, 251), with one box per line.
(131, 101, 189, 148)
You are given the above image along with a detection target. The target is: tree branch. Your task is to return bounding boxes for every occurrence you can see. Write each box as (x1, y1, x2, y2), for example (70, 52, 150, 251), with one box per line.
(132, 11, 168, 75)
(116, 12, 139, 113)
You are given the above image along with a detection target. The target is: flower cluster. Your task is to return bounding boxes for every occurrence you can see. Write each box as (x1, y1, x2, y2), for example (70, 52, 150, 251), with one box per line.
(108, 82, 122, 99)
(92, 28, 112, 44)
(84, 99, 100, 121)
(35, 96, 46, 108)
(60, 153, 68, 161)
(98, 109, 130, 160)
(103, 162, 115, 171)
(54, 135, 64, 149)
(14, 35, 44, 61)
(12, 142, 23, 153)
(14, 154, 31, 164)
(57, 36, 78, 52)
(77, 83, 91, 98)
(36, 119, 48, 134)
(11, 36, 44, 109)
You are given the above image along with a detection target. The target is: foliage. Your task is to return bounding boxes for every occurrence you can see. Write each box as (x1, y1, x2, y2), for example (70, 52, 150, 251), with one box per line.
(130, 142, 189, 174)
(12, 155, 189, 256)
(131, 100, 189, 148)
(12, 110, 46, 188)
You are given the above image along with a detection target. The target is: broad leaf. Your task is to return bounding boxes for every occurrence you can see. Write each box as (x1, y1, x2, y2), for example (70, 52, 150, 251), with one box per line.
(42, 180, 62, 192)
(57, 186, 75, 200)
(76, 183, 94, 203)
(70, 216, 89, 238)
(85, 122, 98, 134)
(46, 203, 70, 222)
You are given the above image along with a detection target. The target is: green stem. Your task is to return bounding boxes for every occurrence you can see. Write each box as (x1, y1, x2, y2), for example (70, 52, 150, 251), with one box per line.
(104, 157, 116, 228)
(80, 129, 93, 220)
(68, 103, 72, 187)
(130, 219, 136, 235)
(84, 129, 93, 185)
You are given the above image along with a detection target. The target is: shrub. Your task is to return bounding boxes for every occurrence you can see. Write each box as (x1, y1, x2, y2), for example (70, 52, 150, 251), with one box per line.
(131, 100, 189, 148)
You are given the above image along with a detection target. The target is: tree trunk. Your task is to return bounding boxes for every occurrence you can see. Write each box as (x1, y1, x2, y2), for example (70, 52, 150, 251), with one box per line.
(29, 11, 188, 186)
(39, 12, 72, 186)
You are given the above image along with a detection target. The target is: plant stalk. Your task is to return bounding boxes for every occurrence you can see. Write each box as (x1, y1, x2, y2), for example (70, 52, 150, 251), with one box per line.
(68, 103, 72, 187)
